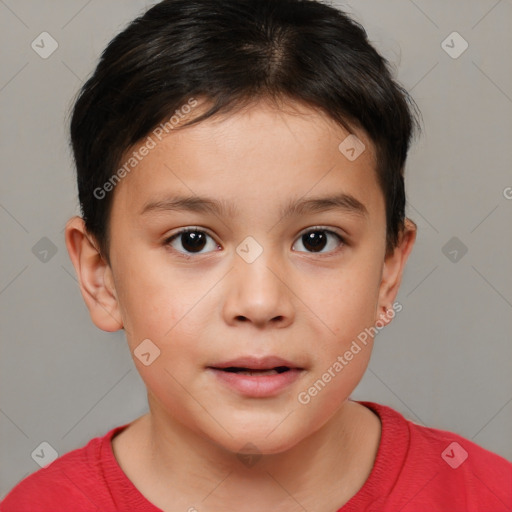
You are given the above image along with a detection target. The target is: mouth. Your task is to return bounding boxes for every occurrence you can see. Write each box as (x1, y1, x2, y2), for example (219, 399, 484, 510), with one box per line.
(206, 356, 305, 397)
(207, 355, 304, 373)
(216, 366, 293, 376)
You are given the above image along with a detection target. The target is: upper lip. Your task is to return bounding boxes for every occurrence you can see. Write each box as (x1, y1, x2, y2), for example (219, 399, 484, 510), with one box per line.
(208, 356, 302, 370)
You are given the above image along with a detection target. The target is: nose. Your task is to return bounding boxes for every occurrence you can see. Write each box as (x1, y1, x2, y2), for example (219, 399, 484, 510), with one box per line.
(222, 247, 295, 329)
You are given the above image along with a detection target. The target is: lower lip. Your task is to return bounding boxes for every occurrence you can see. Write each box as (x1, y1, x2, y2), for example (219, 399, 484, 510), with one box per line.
(207, 368, 303, 397)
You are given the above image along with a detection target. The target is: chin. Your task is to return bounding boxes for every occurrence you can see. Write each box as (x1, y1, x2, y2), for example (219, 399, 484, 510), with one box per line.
(207, 422, 308, 458)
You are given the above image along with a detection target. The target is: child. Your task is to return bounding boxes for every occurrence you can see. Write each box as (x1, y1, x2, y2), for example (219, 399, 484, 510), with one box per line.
(2, 0, 511, 510)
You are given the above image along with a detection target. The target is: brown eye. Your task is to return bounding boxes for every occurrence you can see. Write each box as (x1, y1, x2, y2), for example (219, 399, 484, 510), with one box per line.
(293, 229, 344, 254)
(165, 228, 218, 256)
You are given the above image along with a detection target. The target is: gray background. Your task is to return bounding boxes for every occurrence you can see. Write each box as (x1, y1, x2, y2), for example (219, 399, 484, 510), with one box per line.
(1, 0, 511, 499)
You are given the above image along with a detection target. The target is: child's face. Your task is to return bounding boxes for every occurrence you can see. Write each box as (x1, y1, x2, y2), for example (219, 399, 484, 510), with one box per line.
(70, 98, 414, 454)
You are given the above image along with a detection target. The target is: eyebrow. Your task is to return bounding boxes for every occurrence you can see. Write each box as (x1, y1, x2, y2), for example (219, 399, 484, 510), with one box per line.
(140, 192, 368, 219)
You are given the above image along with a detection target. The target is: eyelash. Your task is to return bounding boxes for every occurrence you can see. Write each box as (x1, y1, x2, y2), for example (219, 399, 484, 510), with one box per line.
(163, 226, 346, 259)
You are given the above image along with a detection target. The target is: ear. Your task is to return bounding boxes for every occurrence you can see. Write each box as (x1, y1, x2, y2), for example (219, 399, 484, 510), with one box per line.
(375, 218, 416, 326)
(64, 216, 123, 332)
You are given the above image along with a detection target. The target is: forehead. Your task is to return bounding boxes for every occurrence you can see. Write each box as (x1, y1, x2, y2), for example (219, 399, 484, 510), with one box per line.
(111, 99, 382, 222)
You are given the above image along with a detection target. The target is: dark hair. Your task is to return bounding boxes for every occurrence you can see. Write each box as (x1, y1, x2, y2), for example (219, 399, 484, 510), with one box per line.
(68, 0, 421, 262)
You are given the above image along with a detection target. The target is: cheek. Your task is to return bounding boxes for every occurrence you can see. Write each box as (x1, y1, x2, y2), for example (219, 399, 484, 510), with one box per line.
(114, 260, 216, 382)
(313, 263, 381, 342)
(296, 261, 382, 406)
(112, 250, 185, 346)
(295, 278, 378, 422)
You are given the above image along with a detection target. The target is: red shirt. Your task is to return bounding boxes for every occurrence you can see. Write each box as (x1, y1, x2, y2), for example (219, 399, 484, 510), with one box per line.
(2, 401, 511, 511)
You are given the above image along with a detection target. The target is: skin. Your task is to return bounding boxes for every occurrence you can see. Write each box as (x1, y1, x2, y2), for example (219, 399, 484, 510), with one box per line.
(65, 97, 416, 511)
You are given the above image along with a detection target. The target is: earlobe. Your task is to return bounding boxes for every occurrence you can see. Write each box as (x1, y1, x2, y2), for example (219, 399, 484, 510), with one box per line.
(64, 216, 123, 332)
(375, 218, 417, 326)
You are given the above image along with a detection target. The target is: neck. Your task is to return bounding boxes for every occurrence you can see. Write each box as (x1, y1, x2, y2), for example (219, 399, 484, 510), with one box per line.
(141, 397, 381, 511)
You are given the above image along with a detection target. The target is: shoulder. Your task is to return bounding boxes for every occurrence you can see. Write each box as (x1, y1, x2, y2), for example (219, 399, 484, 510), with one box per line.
(404, 411, 512, 474)
(405, 418, 511, 509)
(1, 424, 129, 512)
(1, 445, 100, 512)
(358, 401, 512, 511)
